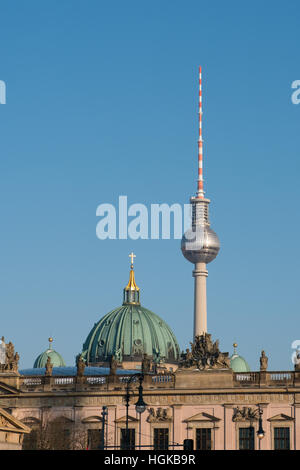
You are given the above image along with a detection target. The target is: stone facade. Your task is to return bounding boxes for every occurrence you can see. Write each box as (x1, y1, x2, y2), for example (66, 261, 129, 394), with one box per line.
(0, 367, 299, 450)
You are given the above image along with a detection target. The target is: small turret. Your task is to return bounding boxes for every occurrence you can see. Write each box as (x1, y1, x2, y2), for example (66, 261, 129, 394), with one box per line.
(33, 338, 66, 368)
(230, 343, 250, 373)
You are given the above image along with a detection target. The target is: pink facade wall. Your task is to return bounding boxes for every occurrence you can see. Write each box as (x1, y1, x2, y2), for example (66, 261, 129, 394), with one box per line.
(14, 401, 299, 450)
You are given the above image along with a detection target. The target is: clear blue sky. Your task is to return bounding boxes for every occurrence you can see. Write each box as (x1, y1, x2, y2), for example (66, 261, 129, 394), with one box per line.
(0, 0, 299, 370)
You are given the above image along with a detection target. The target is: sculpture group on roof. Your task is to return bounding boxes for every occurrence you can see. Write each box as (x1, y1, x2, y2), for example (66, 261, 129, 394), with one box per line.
(180, 333, 230, 370)
(0, 337, 19, 373)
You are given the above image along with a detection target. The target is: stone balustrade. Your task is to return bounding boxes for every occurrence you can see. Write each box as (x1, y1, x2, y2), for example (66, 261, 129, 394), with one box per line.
(18, 370, 299, 393)
(234, 371, 298, 387)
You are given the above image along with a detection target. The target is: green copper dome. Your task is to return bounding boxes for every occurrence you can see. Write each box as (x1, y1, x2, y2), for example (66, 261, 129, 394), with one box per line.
(33, 338, 66, 368)
(82, 259, 180, 366)
(230, 344, 250, 372)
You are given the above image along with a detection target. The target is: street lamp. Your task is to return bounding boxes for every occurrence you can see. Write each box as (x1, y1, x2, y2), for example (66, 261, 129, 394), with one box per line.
(256, 406, 265, 449)
(99, 406, 108, 450)
(135, 375, 147, 414)
(124, 374, 147, 449)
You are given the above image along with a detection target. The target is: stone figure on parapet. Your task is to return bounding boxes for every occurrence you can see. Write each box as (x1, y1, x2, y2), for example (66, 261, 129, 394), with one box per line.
(114, 348, 123, 364)
(109, 355, 118, 375)
(12, 352, 20, 373)
(260, 350, 268, 371)
(180, 333, 230, 370)
(45, 356, 53, 377)
(141, 354, 151, 374)
(295, 350, 300, 371)
(6, 342, 14, 365)
(0, 337, 6, 365)
(0, 338, 20, 373)
(76, 354, 86, 377)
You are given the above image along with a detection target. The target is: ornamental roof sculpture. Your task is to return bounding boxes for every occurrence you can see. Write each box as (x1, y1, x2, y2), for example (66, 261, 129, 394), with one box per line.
(0, 337, 20, 373)
(180, 333, 230, 370)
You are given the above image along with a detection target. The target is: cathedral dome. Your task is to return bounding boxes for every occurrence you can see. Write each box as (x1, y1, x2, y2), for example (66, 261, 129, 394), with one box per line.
(81, 256, 180, 367)
(230, 344, 250, 373)
(33, 338, 66, 368)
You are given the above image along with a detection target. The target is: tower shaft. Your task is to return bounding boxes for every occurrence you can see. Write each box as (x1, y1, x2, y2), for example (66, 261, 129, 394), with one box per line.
(193, 262, 208, 336)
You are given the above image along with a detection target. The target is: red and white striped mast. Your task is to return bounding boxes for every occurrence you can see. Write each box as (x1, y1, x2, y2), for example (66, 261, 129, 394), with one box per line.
(197, 66, 205, 199)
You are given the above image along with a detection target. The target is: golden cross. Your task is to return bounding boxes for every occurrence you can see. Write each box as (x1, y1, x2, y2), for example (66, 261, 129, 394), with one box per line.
(129, 252, 136, 266)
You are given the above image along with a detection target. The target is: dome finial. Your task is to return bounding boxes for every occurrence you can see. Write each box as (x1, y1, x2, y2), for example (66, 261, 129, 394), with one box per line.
(129, 251, 136, 269)
(125, 253, 139, 291)
(48, 337, 53, 350)
(123, 253, 140, 304)
(233, 342, 238, 354)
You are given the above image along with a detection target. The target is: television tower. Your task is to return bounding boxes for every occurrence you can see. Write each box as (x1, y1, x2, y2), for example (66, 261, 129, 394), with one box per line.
(181, 67, 220, 338)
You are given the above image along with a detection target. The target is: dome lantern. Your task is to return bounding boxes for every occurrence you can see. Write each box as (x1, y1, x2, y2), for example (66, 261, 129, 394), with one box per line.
(123, 252, 140, 305)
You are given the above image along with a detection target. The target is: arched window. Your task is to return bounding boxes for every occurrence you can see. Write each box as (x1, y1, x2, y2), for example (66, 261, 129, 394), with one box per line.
(21, 417, 40, 450)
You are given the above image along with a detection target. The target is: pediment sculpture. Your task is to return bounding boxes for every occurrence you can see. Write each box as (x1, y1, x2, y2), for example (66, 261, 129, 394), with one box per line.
(0, 415, 10, 428)
(147, 408, 172, 423)
(232, 407, 259, 422)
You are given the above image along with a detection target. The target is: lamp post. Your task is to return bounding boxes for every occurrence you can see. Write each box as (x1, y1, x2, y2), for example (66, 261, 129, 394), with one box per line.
(124, 374, 147, 450)
(256, 406, 265, 449)
(99, 406, 108, 450)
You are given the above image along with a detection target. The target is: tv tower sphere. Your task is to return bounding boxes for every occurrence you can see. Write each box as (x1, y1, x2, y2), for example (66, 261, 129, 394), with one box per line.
(181, 197, 220, 264)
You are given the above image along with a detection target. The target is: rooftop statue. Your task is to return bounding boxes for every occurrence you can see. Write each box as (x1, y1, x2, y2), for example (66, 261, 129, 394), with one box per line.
(295, 350, 300, 371)
(141, 354, 151, 374)
(109, 355, 118, 375)
(180, 333, 230, 370)
(0, 337, 20, 373)
(0, 337, 6, 365)
(76, 354, 86, 377)
(45, 356, 53, 377)
(260, 350, 268, 371)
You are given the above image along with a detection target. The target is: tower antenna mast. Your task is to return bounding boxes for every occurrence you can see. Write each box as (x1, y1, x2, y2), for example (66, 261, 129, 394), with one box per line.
(197, 66, 204, 199)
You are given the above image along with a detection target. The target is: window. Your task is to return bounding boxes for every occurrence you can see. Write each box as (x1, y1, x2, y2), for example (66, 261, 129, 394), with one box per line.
(274, 427, 290, 450)
(239, 427, 255, 450)
(154, 428, 169, 450)
(56, 427, 71, 450)
(196, 428, 212, 450)
(21, 419, 40, 450)
(120, 428, 135, 450)
(22, 429, 38, 450)
(87, 429, 102, 450)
